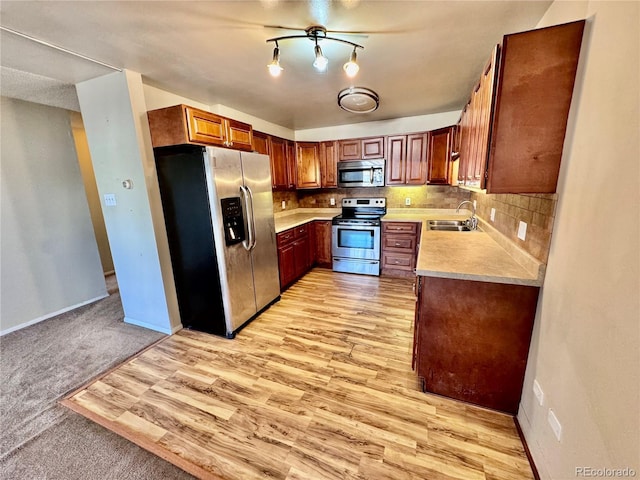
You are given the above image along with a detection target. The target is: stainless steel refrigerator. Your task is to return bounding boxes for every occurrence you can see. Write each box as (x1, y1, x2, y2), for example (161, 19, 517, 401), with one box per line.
(154, 145, 280, 338)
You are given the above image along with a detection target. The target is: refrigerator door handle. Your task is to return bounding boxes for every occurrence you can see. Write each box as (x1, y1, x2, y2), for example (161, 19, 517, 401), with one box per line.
(245, 185, 257, 250)
(240, 186, 254, 251)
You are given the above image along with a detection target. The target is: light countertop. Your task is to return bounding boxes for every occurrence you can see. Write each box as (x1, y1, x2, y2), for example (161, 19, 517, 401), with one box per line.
(274, 207, 544, 287)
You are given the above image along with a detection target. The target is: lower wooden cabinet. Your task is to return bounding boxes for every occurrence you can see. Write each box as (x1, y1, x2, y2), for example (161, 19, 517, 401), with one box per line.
(381, 221, 420, 277)
(277, 223, 312, 290)
(413, 275, 539, 414)
(313, 220, 332, 268)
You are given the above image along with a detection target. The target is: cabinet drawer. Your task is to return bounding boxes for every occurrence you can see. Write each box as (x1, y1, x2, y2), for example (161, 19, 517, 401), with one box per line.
(382, 252, 415, 271)
(277, 228, 295, 247)
(293, 223, 308, 239)
(383, 222, 418, 234)
(384, 234, 416, 251)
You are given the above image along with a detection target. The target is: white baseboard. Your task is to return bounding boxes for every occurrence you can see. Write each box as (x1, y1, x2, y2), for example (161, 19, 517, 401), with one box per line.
(124, 316, 182, 335)
(0, 294, 109, 336)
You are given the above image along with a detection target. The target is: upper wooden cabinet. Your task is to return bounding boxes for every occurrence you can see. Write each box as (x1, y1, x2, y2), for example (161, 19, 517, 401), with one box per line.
(457, 20, 585, 193)
(319, 141, 338, 188)
(295, 142, 321, 189)
(254, 131, 296, 191)
(252, 131, 270, 155)
(427, 127, 454, 185)
(386, 133, 428, 185)
(147, 104, 253, 151)
(338, 136, 385, 161)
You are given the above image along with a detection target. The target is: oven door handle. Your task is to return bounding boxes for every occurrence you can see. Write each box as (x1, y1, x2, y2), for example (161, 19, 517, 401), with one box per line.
(333, 225, 378, 231)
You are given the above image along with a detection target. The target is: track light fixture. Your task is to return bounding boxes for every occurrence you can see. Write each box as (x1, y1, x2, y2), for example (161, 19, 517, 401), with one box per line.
(266, 25, 363, 78)
(267, 41, 283, 76)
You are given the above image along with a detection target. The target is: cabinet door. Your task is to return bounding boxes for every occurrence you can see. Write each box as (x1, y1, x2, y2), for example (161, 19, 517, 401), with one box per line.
(385, 135, 407, 185)
(295, 142, 321, 189)
(253, 131, 270, 155)
(293, 236, 310, 278)
(225, 119, 253, 151)
(314, 221, 332, 267)
(427, 127, 453, 184)
(185, 107, 226, 146)
(270, 136, 289, 190)
(319, 141, 338, 188)
(278, 243, 296, 290)
(338, 139, 361, 161)
(406, 133, 428, 184)
(361, 137, 385, 159)
(285, 140, 297, 190)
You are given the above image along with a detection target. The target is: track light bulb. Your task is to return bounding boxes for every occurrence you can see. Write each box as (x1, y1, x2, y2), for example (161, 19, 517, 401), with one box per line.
(343, 49, 359, 78)
(267, 46, 283, 77)
(313, 45, 328, 71)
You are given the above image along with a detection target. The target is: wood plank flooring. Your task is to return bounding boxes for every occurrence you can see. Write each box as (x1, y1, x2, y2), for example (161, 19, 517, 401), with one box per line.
(62, 269, 534, 480)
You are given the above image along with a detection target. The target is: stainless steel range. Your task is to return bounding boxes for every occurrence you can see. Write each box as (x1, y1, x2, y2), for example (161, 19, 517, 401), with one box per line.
(332, 197, 386, 276)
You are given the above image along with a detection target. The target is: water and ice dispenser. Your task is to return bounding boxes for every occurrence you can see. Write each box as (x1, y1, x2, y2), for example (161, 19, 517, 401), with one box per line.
(220, 197, 245, 246)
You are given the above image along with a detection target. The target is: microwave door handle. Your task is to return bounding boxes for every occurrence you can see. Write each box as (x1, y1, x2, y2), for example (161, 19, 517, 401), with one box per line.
(370, 167, 374, 184)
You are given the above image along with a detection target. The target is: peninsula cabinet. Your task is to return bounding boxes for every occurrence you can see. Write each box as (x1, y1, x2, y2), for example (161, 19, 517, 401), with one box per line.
(319, 141, 338, 188)
(457, 20, 585, 193)
(295, 142, 322, 189)
(386, 133, 428, 185)
(413, 275, 539, 414)
(338, 136, 385, 161)
(147, 104, 253, 151)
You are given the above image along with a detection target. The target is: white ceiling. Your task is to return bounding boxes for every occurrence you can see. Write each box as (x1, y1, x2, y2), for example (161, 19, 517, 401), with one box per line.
(0, 1, 552, 130)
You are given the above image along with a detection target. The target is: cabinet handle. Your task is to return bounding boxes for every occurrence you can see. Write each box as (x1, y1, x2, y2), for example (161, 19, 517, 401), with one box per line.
(395, 243, 401, 246)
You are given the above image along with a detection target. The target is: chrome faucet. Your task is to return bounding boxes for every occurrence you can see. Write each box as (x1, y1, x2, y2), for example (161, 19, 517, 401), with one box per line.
(456, 200, 478, 230)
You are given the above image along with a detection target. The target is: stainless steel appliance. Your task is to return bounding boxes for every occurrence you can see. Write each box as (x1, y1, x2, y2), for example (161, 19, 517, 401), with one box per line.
(332, 197, 386, 276)
(337, 159, 385, 188)
(154, 145, 280, 338)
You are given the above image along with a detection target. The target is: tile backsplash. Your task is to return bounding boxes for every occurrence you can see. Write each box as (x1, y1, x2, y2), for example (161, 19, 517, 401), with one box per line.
(471, 191, 557, 263)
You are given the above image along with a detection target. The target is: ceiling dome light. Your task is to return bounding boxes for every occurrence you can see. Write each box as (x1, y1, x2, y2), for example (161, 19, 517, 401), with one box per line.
(267, 44, 283, 77)
(337, 87, 379, 113)
(313, 44, 328, 71)
(343, 49, 359, 78)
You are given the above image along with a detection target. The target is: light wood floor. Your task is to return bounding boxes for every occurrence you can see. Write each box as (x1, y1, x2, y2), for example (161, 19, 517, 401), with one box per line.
(63, 269, 534, 480)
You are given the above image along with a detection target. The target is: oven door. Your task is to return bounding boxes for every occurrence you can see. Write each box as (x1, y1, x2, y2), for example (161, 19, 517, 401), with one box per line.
(332, 224, 381, 260)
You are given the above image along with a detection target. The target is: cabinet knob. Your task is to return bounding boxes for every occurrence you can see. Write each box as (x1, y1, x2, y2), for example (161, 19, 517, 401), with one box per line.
(395, 243, 401, 246)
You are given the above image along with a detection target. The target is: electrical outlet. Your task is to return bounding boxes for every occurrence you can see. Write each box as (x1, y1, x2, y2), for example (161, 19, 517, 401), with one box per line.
(405, 197, 411, 206)
(518, 221, 527, 240)
(281, 200, 286, 210)
(490, 208, 496, 222)
(104, 193, 117, 206)
(533, 379, 544, 406)
(548, 409, 562, 441)
(330, 197, 336, 206)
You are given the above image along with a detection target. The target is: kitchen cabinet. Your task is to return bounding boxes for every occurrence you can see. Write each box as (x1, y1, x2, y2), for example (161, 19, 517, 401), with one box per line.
(313, 220, 332, 268)
(381, 221, 421, 277)
(285, 140, 297, 190)
(319, 141, 338, 188)
(147, 104, 253, 151)
(413, 275, 539, 414)
(295, 142, 322, 189)
(386, 134, 428, 185)
(427, 127, 454, 185)
(277, 223, 312, 290)
(458, 20, 585, 193)
(270, 136, 289, 190)
(338, 136, 385, 161)
(253, 131, 270, 155)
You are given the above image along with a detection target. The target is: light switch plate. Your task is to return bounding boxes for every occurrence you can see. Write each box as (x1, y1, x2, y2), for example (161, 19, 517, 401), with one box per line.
(405, 197, 411, 206)
(518, 221, 527, 240)
(104, 193, 117, 207)
(533, 379, 544, 406)
(548, 409, 562, 441)
(330, 197, 335, 206)
(490, 208, 496, 222)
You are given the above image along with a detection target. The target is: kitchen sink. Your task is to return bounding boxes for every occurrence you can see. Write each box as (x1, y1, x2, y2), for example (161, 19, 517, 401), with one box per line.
(427, 220, 478, 232)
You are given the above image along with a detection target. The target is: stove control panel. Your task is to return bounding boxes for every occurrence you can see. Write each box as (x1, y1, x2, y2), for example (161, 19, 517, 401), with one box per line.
(342, 197, 386, 207)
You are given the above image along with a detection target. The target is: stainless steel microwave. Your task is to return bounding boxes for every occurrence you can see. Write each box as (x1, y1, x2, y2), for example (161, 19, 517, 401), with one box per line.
(337, 159, 385, 188)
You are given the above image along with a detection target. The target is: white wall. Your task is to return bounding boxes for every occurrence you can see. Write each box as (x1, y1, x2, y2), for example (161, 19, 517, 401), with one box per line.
(518, 2, 640, 478)
(295, 110, 461, 141)
(76, 71, 181, 334)
(0, 97, 107, 334)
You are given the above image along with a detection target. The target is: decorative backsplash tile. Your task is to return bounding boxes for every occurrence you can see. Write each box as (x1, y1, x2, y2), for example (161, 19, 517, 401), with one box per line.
(470, 191, 557, 263)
